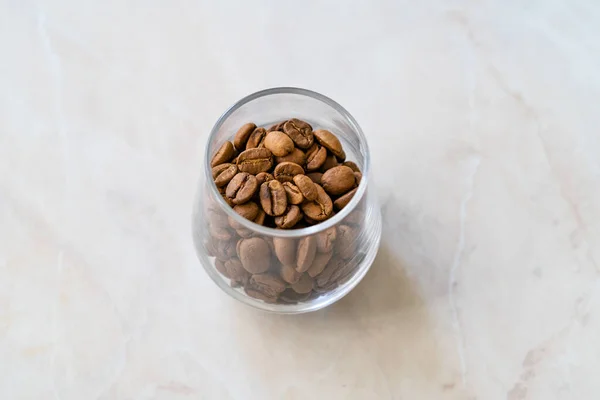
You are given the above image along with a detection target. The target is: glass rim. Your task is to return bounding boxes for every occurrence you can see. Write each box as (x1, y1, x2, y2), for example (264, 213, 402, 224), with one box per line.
(204, 87, 370, 239)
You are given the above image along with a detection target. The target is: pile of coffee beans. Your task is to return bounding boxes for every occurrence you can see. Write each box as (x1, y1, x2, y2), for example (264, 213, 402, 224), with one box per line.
(207, 118, 364, 303)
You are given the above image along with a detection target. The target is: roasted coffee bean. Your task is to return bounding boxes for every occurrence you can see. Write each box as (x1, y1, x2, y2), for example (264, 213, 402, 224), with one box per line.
(293, 175, 317, 201)
(306, 172, 323, 185)
(320, 153, 339, 172)
(354, 171, 362, 185)
(251, 273, 287, 296)
(314, 281, 338, 293)
(260, 180, 287, 216)
(280, 264, 302, 284)
(282, 182, 303, 205)
(275, 147, 306, 166)
(315, 258, 343, 288)
(301, 184, 333, 221)
(296, 235, 317, 272)
(224, 259, 251, 286)
(211, 141, 235, 167)
(336, 225, 357, 260)
(233, 201, 259, 221)
(316, 226, 337, 253)
(212, 163, 238, 187)
(291, 273, 314, 294)
(237, 237, 271, 273)
(343, 161, 360, 172)
(208, 209, 230, 229)
(215, 239, 237, 260)
(279, 289, 311, 303)
(246, 127, 267, 149)
(273, 162, 304, 183)
(283, 118, 314, 149)
(211, 226, 233, 241)
(305, 143, 327, 171)
(245, 287, 277, 303)
(273, 237, 297, 265)
(307, 251, 333, 277)
(264, 130, 294, 157)
(237, 148, 273, 174)
(321, 166, 355, 195)
(253, 209, 266, 225)
(334, 187, 357, 210)
(314, 129, 346, 160)
(274, 205, 303, 229)
(268, 121, 287, 132)
(226, 172, 258, 204)
(234, 122, 256, 150)
(344, 210, 364, 226)
(215, 259, 229, 278)
(222, 193, 235, 207)
(255, 172, 274, 186)
(236, 227, 254, 238)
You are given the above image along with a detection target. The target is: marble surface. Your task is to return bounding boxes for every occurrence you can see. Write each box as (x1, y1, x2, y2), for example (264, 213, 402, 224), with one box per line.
(1, 1, 600, 399)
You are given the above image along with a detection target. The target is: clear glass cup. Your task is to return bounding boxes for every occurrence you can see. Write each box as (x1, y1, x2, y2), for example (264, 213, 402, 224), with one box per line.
(192, 87, 382, 313)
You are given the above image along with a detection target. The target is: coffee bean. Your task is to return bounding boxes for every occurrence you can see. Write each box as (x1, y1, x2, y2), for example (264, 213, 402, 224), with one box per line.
(236, 227, 254, 238)
(245, 287, 277, 303)
(279, 289, 311, 303)
(253, 208, 266, 225)
(306, 172, 323, 185)
(264, 130, 294, 157)
(283, 118, 314, 149)
(212, 163, 238, 187)
(259, 180, 287, 216)
(233, 201, 259, 221)
(336, 225, 357, 260)
(237, 237, 271, 273)
(314, 129, 345, 160)
(354, 171, 362, 185)
(320, 153, 339, 172)
(274, 205, 303, 229)
(275, 147, 306, 166)
(321, 166, 355, 195)
(211, 226, 233, 241)
(226, 172, 258, 204)
(343, 161, 360, 172)
(215, 259, 229, 278)
(273, 237, 297, 265)
(237, 148, 273, 174)
(268, 121, 287, 132)
(307, 251, 333, 277)
(282, 182, 304, 205)
(222, 193, 235, 207)
(301, 184, 333, 221)
(273, 161, 304, 183)
(224, 259, 251, 286)
(215, 239, 237, 260)
(255, 172, 274, 186)
(280, 264, 302, 284)
(292, 175, 317, 201)
(291, 273, 314, 294)
(334, 187, 357, 210)
(296, 235, 317, 272)
(246, 127, 267, 149)
(251, 273, 287, 296)
(305, 143, 327, 171)
(316, 226, 337, 253)
(315, 257, 342, 288)
(234, 122, 256, 150)
(211, 141, 235, 167)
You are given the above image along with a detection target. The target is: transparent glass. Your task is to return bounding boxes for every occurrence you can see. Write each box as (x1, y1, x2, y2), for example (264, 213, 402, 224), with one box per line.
(192, 87, 382, 313)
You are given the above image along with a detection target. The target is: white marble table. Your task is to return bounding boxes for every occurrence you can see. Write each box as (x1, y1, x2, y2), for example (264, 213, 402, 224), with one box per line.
(1, 1, 599, 399)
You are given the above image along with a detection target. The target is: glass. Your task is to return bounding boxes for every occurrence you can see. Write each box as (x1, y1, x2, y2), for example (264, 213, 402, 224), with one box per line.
(192, 87, 382, 313)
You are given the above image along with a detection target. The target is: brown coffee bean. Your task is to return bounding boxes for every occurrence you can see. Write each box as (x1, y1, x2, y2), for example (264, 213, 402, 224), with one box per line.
(320, 153, 339, 172)
(314, 281, 338, 293)
(273, 237, 297, 265)
(224, 259, 251, 286)
(245, 127, 267, 149)
(237, 237, 271, 273)
(344, 209, 364, 226)
(282, 182, 304, 205)
(307, 251, 333, 277)
(251, 273, 287, 295)
(334, 187, 357, 210)
(234, 122, 256, 150)
(212, 163, 238, 187)
(268, 121, 287, 132)
(283, 118, 314, 149)
(211, 226, 233, 241)
(264, 131, 294, 157)
(315, 257, 343, 288)
(354, 171, 362, 185)
(255, 172, 274, 186)
(275, 147, 306, 166)
(314, 129, 346, 160)
(316, 226, 337, 253)
(253, 208, 266, 225)
(306, 172, 323, 185)
(305, 143, 327, 171)
(296, 235, 317, 272)
(215, 259, 229, 278)
(233, 201, 259, 221)
(273, 162, 304, 183)
(260, 180, 287, 216)
(292, 175, 317, 201)
(336, 225, 357, 260)
(274, 205, 303, 229)
(291, 273, 314, 294)
(226, 172, 258, 205)
(237, 148, 273, 174)
(343, 161, 360, 172)
(321, 166, 355, 196)
(215, 239, 237, 260)
(236, 227, 254, 238)
(211, 141, 235, 167)
(245, 287, 277, 303)
(280, 264, 302, 284)
(301, 184, 333, 221)
(279, 289, 311, 303)
(222, 193, 235, 207)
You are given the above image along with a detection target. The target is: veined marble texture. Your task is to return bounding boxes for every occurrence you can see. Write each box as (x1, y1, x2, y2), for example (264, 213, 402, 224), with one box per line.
(1, 1, 599, 399)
